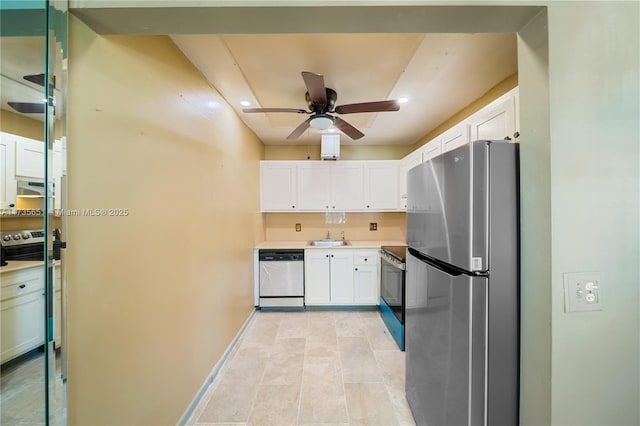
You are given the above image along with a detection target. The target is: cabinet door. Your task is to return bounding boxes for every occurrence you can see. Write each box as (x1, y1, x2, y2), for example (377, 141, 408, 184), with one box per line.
(304, 250, 331, 305)
(420, 138, 443, 161)
(354, 265, 379, 305)
(364, 161, 399, 211)
(0, 133, 17, 211)
(469, 95, 515, 142)
(331, 162, 364, 210)
(1, 291, 45, 363)
(399, 150, 423, 210)
(15, 136, 45, 179)
(329, 251, 355, 304)
(298, 162, 331, 211)
(260, 162, 297, 211)
(441, 122, 470, 153)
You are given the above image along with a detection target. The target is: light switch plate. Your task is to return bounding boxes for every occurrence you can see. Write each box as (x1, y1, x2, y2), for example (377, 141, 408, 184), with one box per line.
(563, 271, 602, 313)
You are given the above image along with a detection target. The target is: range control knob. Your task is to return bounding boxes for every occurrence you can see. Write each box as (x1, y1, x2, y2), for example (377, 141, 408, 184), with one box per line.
(2, 235, 12, 241)
(13, 234, 21, 240)
(21, 233, 31, 240)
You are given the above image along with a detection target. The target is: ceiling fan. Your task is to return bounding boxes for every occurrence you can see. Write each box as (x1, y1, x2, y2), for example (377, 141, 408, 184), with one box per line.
(242, 71, 400, 140)
(8, 73, 53, 114)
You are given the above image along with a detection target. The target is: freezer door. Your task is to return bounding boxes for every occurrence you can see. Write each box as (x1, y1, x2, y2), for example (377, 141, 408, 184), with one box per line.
(405, 251, 487, 426)
(407, 141, 489, 272)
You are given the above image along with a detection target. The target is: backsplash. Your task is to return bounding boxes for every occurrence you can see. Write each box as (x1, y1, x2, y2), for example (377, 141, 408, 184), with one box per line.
(264, 212, 406, 242)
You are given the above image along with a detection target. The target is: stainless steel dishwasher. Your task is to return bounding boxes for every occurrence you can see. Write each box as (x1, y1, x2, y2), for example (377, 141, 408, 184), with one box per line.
(258, 249, 304, 308)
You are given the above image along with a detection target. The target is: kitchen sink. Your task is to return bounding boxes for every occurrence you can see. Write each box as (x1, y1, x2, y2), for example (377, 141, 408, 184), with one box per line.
(308, 239, 350, 247)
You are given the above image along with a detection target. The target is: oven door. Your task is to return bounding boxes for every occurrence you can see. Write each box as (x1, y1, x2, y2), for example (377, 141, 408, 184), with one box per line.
(380, 255, 405, 324)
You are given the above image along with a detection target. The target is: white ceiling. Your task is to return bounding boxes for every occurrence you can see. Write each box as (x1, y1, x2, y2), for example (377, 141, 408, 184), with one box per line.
(171, 32, 517, 146)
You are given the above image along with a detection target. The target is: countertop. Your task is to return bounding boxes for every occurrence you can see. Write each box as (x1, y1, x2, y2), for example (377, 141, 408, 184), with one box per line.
(1, 260, 60, 274)
(255, 240, 406, 250)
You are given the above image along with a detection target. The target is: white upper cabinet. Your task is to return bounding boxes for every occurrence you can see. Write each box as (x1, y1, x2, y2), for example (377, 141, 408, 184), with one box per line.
(15, 136, 45, 180)
(260, 160, 400, 212)
(419, 137, 443, 161)
(364, 161, 399, 211)
(260, 161, 297, 211)
(298, 162, 331, 211)
(398, 149, 423, 210)
(441, 122, 470, 153)
(330, 162, 364, 211)
(469, 92, 516, 142)
(0, 133, 17, 211)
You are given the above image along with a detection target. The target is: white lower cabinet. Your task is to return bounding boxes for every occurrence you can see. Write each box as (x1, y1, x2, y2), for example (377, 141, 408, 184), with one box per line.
(328, 251, 355, 304)
(304, 249, 379, 306)
(1, 267, 45, 363)
(304, 250, 332, 304)
(353, 251, 379, 305)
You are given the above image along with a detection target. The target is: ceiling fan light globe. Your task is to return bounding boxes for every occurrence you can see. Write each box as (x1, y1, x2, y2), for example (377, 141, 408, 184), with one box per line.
(309, 116, 334, 130)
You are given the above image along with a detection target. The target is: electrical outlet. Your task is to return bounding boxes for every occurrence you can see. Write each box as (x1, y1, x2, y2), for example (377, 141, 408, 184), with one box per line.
(563, 271, 602, 313)
(295, 223, 301, 232)
(369, 222, 377, 231)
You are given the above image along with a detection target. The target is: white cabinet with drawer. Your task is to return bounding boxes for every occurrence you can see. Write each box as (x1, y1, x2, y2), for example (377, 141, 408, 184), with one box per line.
(353, 250, 379, 305)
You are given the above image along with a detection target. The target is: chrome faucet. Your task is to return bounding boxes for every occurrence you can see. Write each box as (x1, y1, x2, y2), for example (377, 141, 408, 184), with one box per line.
(326, 230, 332, 240)
(341, 231, 345, 241)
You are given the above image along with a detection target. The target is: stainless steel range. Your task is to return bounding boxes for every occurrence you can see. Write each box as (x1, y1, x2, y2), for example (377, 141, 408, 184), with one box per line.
(1, 229, 46, 263)
(0, 229, 62, 264)
(379, 245, 406, 350)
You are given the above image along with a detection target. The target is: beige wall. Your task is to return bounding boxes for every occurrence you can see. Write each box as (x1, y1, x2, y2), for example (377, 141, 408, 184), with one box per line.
(0, 109, 43, 141)
(66, 16, 264, 425)
(265, 212, 405, 242)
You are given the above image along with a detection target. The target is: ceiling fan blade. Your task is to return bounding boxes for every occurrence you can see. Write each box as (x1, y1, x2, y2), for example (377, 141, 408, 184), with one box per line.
(8, 102, 45, 114)
(335, 100, 400, 114)
(301, 72, 327, 105)
(286, 117, 313, 140)
(334, 117, 365, 140)
(23, 73, 45, 87)
(243, 108, 308, 114)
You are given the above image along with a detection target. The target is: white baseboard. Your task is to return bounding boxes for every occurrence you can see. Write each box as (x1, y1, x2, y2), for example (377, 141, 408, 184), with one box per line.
(176, 308, 257, 426)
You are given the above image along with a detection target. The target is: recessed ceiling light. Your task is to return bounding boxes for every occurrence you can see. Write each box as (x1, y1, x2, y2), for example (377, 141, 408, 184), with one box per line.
(240, 100, 251, 107)
(398, 97, 409, 104)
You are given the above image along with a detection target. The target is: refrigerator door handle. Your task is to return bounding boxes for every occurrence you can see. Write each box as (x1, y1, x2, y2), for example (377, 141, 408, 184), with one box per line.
(408, 247, 469, 277)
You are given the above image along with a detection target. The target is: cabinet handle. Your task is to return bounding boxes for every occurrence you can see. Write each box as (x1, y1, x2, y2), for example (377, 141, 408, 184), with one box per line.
(326, 205, 329, 209)
(355, 267, 358, 271)
(513, 131, 520, 138)
(19, 284, 26, 289)
(364, 258, 368, 262)
(331, 254, 334, 258)
(332, 206, 335, 209)
(366, 205, 370, 208)
(292, 205, 295, 209)
(326, 254, 329, 258)
(9, 203, 15, 208)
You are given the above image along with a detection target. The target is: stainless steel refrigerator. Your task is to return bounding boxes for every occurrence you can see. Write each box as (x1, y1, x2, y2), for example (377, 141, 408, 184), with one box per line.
(405, 140, 519, 426)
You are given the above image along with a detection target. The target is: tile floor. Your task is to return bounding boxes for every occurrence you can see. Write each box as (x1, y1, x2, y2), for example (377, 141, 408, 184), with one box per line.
(0, 349, 66, 425)
(189, 309, 416, 426)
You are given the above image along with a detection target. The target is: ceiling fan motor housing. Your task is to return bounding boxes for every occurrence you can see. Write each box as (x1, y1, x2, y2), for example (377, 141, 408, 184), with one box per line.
(305, 88, 337, 113)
